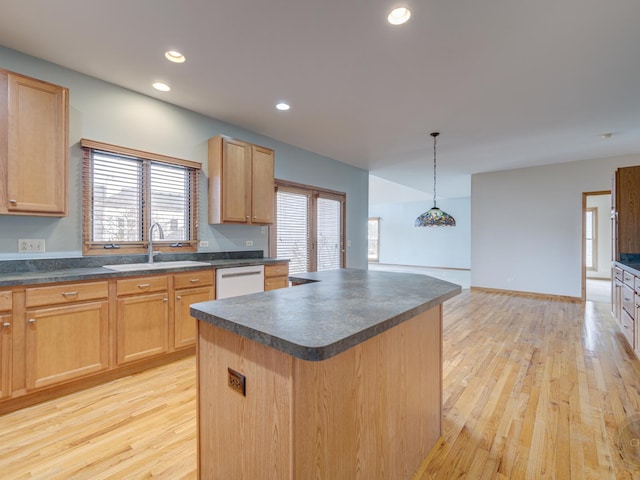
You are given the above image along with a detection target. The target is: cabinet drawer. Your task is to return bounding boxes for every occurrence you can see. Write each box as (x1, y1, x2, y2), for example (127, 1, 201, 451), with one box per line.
(623, 285, 635, 319)
(624, 271, 636, 287)
(614, 267, 624, 282)
(622, 309, 635, 348)
(26, 281, 108, 308)
(174, 270, 214, 290)
(0, 291, 11, 311)
(117, 276, 167, 296)
(265, 263, 289, 278)
(265, 277, 289, 291)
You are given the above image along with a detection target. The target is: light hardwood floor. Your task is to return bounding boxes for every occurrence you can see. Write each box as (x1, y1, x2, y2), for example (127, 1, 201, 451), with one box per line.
(1, 290, 639, 479)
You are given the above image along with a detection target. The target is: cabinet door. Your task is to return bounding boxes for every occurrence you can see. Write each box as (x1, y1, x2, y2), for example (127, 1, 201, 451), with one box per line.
(174, 286, 214, 349)
(251, 145, 275, 224)
(5, 72, 68, 216)
(117, 293, 169, 365)
(25, 301, 109, 389)
(0, 314, 10, 398)
(222, 138, 252, 223)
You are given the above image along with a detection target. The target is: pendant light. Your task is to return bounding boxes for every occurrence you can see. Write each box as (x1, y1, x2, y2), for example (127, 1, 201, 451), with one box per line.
(415, 132, 456, 227)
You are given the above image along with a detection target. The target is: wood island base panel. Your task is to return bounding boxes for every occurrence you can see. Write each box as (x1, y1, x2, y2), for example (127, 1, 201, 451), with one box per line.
(192, 268, 461, 479)
(197, 306, 442, 479)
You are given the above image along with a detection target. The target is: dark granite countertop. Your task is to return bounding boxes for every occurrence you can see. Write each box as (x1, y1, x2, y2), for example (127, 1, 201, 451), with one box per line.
(0, 251, 287, 287)
(190, 268, 461, 361)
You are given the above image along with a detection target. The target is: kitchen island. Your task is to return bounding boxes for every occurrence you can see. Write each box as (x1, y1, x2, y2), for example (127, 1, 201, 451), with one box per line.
(190, 268, 461, 479)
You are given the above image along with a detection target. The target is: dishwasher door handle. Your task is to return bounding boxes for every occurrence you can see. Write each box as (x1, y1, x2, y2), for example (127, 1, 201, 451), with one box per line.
(219, 270, 263, 279)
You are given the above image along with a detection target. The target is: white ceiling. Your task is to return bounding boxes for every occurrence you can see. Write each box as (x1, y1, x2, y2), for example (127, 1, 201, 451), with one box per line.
(1, 0, 640, 199)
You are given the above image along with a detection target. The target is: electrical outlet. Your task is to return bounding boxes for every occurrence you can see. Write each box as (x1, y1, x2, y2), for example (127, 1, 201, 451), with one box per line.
(228, 368, 246, 396)
(18, 239, 45, 253)
(245, 240, 253, 247)
(261, 226, 267, 235)
(347, 240, 351, 247)
(199, 240, 209, 247)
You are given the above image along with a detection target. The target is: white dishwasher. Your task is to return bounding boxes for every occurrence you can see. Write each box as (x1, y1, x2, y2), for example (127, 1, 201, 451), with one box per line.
(216, 265, 265, 299)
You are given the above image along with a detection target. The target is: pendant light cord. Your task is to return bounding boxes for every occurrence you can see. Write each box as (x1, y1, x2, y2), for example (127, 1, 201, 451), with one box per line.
(431, 132, 439, 208)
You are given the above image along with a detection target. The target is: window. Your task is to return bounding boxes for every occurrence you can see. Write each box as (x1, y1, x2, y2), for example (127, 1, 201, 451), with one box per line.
(585, 207, 597, 270)
(82, 139, 200, 255)
(368, 217, 380, 262)
(272, 180, 345, 274)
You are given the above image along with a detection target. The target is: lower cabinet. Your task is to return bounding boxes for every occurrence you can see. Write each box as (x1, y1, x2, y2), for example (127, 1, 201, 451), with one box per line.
(116, 276, 169, 365)
(25, 301, 109, 389)
(175, 286, 214, 349)
(264, 262, 289, 291)
(0, 313, 11, 398)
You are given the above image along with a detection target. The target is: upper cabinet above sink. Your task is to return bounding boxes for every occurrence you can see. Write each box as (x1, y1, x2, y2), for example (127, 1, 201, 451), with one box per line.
(207, 135, 274, 225)
(0, 69, 69, 217)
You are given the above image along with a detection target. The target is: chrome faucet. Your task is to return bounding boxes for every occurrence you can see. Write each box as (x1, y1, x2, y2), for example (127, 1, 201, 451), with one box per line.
(148, 222, 165, 263)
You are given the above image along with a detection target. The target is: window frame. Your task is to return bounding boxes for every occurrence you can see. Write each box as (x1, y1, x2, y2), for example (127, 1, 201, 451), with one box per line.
(270, 179, 346, 273)
(81, 139, 201, 256)
(585, 207, 597, 271)
(368, 217, 380, 263)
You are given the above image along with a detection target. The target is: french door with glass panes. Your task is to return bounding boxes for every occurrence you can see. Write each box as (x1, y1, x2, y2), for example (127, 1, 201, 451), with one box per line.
(272, 181, 345, 274)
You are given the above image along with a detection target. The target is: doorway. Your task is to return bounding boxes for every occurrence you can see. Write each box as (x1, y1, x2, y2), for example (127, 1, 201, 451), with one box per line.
(582, 191, 611, 302)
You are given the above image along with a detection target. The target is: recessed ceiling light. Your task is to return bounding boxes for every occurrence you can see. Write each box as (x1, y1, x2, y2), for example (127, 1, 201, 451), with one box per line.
(165, 50, 186, 63)
(276, 102, 290, 111)
(388, 7, 411, 25)
(153, 82, 171, 92)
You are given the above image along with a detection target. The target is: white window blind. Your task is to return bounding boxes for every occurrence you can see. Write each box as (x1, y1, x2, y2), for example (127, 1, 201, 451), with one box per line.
(150, 162, 192, 242)
(276, 190, 310, 274)
(91, 152, 143, 242)
(317, 197, 342, 271)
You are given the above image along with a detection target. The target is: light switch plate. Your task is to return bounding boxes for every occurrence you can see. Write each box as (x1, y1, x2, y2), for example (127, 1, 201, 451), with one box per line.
(246, 240, 254, 247)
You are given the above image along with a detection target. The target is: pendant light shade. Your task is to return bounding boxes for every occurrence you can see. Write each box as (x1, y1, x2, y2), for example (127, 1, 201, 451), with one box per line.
(415, 132, 456, 227)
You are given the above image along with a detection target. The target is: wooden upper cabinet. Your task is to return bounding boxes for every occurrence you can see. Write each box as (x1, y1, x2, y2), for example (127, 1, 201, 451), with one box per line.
(0, 69, 69, 216)
(614, 166, 640, 259)
(208, 135, 274, 225)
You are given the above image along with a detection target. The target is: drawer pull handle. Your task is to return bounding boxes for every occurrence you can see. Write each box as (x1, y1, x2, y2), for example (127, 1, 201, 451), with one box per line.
(177, 296, 182, 300)
(2, 322, 10, 328)
(189, 279, 200, 283)
(137, 283, 150, 289)
(9, 199, 17, 205)
(28, 318, 36, 324)
(62, 291, 79, 298)
(163, 298, 168, 302)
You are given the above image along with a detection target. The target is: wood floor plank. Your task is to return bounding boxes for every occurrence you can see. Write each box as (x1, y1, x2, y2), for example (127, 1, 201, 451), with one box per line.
(2, 290, 640, 478)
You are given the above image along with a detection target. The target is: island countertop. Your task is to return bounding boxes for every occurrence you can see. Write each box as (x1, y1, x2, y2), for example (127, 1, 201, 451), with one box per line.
(190, 268, 461, 361)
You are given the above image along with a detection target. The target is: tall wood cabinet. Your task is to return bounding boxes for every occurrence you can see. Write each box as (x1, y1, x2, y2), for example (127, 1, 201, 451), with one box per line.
(208, 135, 274, 225)
(612, 165, 640, 260)
(0, 69, 69, 216)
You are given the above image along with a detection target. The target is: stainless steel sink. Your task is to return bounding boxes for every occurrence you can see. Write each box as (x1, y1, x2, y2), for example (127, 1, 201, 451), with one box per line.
(102, 260, 210, 272)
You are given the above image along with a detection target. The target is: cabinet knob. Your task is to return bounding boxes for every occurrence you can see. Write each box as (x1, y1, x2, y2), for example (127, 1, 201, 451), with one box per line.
(28, 318, 37, 324)
(177, 296, 182, 300)
(9, 199, 17, 205)
(163, 298, 168, 302)
(2, 322, 10, 328)
(246, 216, 250, 220)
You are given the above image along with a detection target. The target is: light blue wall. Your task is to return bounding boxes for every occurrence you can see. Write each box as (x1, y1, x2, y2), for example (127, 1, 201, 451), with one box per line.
(369, 197, 471, 269)
(0, 46, 368, 268)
